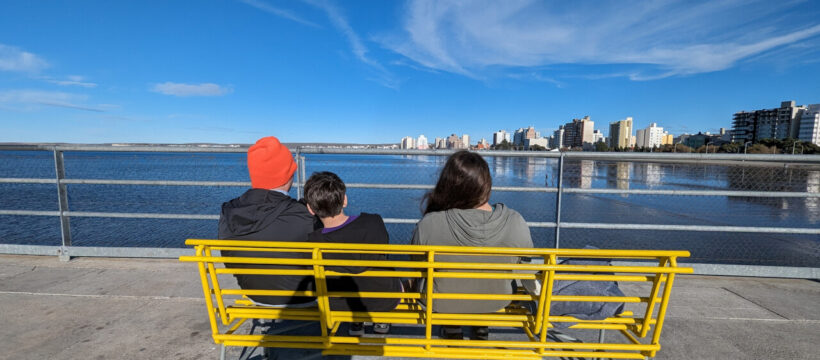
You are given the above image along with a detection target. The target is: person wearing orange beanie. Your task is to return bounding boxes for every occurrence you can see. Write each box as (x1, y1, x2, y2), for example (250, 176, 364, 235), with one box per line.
(218, 136, 319, 306)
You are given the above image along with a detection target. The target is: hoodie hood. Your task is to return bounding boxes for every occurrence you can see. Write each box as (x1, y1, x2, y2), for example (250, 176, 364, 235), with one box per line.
(219, 189, 297, 238)
(443, 203, 515, 247)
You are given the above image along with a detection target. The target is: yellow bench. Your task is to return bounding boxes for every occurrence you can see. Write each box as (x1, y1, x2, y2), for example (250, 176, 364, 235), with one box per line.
(180, 239, 692, 359)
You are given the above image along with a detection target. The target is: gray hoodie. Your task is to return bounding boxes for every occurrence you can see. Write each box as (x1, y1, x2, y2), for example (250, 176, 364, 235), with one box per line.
(411, 203, 533, 313)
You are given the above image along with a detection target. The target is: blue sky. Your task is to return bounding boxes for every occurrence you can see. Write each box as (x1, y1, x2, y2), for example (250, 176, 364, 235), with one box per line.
(1, 0, 819, 144)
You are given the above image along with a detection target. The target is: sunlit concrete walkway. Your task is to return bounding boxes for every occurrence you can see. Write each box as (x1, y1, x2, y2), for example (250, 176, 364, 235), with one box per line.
(1, 254, 818, 360)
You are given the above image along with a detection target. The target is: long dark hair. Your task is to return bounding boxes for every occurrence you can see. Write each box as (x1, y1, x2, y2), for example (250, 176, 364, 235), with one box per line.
(423, 150, 492, 214)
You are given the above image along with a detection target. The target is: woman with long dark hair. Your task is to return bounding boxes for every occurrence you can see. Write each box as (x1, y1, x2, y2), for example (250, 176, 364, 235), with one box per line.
(411, 150, 533, 340)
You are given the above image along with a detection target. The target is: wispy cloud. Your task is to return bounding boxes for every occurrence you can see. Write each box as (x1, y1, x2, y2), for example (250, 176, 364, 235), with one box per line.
(41, 75, 98, 88)
(304, 0, 399, 89)
(0, 44, 49, 73)
(507, 72, 564, 88)
(0, 89, 103, 112)
(238, 0, 321, 28)
(378, 0, 820, 80)
(152, 82, 233, 97)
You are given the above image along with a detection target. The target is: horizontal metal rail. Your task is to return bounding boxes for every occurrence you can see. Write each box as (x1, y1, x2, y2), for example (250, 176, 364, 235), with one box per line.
(563, 188, 820, 197)
(558, 222, 820, 234)
(2, 177, 818, 198)
(1, 208, 816, 234)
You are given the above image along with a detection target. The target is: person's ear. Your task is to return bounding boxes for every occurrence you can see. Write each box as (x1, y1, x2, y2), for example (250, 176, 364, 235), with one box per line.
(343, 194, 348, 208)
(306, 203, 315, 216)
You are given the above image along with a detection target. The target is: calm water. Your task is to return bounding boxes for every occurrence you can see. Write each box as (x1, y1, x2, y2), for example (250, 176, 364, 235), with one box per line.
(0, 150, 818, 267)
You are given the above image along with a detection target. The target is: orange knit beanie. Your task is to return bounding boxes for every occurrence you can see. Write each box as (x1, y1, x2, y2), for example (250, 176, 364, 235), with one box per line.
(247, 136, 297, 189)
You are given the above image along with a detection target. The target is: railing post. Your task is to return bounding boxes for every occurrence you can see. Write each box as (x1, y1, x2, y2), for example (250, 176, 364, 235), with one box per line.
(301, 155, 306, 196)
(295, 148, 302, 199)
(53, 148, 72, 261)
(553, 153, 565, 249)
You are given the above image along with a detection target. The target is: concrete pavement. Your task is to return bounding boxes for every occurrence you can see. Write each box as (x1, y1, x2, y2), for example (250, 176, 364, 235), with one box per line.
(0, 255, 818, 360)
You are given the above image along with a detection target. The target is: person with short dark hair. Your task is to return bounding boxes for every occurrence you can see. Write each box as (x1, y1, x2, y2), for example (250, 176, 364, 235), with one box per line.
(304, 171, 401, 336)
(412, 150, 533, 341)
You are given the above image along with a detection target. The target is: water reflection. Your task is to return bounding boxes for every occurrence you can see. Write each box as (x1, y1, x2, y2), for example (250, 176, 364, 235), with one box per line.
(564, 160, 594, 189)
(633, 163, 663, 187)
(605, 162, 631, 190)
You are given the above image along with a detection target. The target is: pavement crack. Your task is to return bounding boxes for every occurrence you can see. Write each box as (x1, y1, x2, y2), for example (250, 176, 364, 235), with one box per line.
(721, 287, 789, 320)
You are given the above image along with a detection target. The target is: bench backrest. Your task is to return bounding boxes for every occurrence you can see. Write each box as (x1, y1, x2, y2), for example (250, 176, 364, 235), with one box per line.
(180, 239, 692, 359)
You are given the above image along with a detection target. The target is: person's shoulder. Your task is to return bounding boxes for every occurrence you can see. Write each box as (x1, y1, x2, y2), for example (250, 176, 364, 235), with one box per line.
(355, 213, 387, 228)
(416, 210, 447, 228)
(494, 203, 527, 223)
(358, 212, 383, 221)
(420, 210, 447, 220)
(280, 196, 311, 215)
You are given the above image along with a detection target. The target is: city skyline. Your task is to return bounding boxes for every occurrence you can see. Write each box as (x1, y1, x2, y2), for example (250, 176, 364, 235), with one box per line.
(1, 1, 819, 144)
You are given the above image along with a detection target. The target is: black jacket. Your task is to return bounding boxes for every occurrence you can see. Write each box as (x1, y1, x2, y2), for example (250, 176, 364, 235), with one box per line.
(218, 189, 318, 305)
(307, 213, 401, 312)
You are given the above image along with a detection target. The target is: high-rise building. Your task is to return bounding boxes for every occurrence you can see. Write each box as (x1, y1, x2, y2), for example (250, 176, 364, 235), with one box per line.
(476, 138, 490, 150)
(798, 104, 820, 145)
(562, 116, 595, 150)
(513, 128, 525, 147)
(435, 137, 446, 149)
(513, 126, 537, 147)
(662, 133, 674, 145)
(592, 129, 604, 144)
(635, 123, 665, 148)
(461, 134, 470, 149)
(609, 117, 634, 149)
(525, 127, 536, 141)
(552, 126, 565, 149)
(416, 135, 428, 150)
(492, 130, 510, 146)
(731, 101, 807, 143)
(400, 136, 415, 149)
(446, 134, 462, 149)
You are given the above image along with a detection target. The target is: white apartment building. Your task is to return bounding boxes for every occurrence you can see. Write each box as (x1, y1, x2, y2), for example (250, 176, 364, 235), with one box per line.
(799, 104, 820, 145)
(552, 126, 565, 149)
(635, 123, 665, 148)
(416, 135, 428, 150)
(492, 130, 511, 145)
(524, 138, 549, 149)
(461, 134, 470, 149)
(400, 136, 415, 149)
(592, 129, 604, 144)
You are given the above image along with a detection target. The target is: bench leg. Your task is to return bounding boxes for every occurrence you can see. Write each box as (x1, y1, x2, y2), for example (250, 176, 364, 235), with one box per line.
(219, 343, 226, 360)
(593, 329, 606, 360)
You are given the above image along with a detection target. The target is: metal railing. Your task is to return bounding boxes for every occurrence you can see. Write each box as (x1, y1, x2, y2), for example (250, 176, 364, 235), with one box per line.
(0, 144, 818, 278)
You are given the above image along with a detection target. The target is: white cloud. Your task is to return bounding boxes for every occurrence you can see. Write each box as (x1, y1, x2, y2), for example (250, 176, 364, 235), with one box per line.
(0, 89, 102, 112)
(42, 75, 98, 88)
(378, 0, 820, 80)
(238, 0, 320, 28)
(0, 44, 49, 73)
(152, 82, 233, 97)
(305, 0, 399, 89)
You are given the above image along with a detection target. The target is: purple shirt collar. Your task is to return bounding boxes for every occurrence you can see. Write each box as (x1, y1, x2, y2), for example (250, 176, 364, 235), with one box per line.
(321, 215, 359, 234)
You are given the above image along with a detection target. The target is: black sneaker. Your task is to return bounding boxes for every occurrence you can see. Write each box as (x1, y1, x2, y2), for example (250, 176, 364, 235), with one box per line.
(439, 325, 463, 340)
(348, 322, 365, 336)
(470, 326, 489, 340)
(373, 323, 391, 334)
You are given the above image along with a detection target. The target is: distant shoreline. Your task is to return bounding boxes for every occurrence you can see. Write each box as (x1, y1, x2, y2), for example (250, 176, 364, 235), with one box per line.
(0, 142, 399, 148)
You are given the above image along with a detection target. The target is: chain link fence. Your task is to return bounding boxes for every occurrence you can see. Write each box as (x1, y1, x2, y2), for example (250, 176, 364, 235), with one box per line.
(0, 146, 818, 273)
